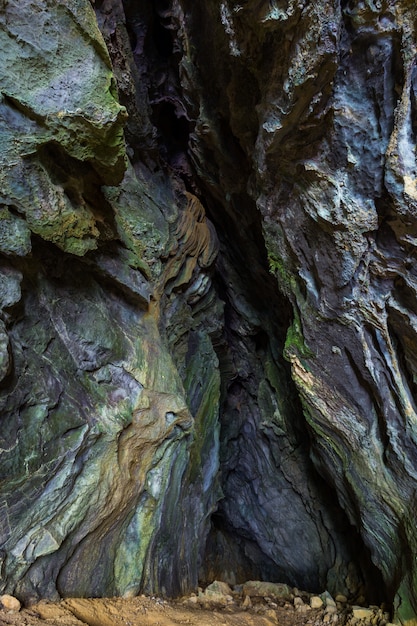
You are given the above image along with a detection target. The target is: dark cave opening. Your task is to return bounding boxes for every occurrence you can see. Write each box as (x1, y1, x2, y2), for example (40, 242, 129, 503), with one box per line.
(125, 23, 138, 53)
(150, 100, 194, 173)
(2, 0, 416, 615)
(119, 0, 392, 607)
(203, 497, 388, 607)
(151, 101, 190, 150)
(122, 0, 173, 56)
(152, 14, 174, 58)
(193, 185, 388, 605)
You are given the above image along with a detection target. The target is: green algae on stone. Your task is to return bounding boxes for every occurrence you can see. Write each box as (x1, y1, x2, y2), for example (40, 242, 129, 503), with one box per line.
(103, 163, 173, 280)
(284, 309, 314, 362)
(0, 208, 32, 257)
(0, 0, 126, 174)
(0, 250, 201, 601)
(4, 160, 101, 256)
(0, 0, 127, 256)
(5, 0, 417, 612)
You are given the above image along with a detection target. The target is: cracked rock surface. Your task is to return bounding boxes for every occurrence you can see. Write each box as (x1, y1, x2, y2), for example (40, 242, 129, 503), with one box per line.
(1, 0, 417, 624)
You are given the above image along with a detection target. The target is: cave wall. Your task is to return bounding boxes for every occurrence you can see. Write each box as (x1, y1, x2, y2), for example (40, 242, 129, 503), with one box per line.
(1, 0, 417, 623)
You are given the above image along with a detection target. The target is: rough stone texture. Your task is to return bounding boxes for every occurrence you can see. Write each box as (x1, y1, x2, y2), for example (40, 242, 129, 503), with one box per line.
(0, 594, 21, 612)
(0, 0, 220, 606)
(2, 0, 417, 624)
(0, 586, 393, 626)
(242, 582, 292, 602)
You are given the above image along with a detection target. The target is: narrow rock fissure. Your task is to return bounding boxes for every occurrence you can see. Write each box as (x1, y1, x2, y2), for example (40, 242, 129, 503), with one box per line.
(120, 0, 390, 604)
(4, 0, 417, 617)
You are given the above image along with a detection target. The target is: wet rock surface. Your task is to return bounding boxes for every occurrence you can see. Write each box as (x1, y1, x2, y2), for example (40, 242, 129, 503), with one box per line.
(1, 0, 417, 624)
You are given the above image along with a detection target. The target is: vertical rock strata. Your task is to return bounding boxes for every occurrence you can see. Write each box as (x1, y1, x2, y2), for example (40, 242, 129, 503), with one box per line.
(1, 0, 417, 624)
(0, 0, 222, 604)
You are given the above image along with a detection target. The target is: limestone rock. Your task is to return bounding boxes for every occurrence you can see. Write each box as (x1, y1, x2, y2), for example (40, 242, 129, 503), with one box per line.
(311, 596, 324, 609)
(322, 592, 336, 608)
(325, 605, 338, 616)
(335, 595, 348, 604)
(352, 607, 374, 620)
(204, 581, 233, 597)
(200, 581, 234, 606)
(0, 266, 22, 309)
(0, 0, 127, 257)
(264, 608, 279, 623)
(0, 594, 21, 612)
(242, 595, 252, 609)
(242, 581, 292, 602)
(0, 320, 11, 383)
(1, 0, 417, 623)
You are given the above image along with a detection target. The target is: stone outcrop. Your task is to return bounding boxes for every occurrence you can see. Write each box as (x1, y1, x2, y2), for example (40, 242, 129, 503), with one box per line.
(1, 0, 417, 624)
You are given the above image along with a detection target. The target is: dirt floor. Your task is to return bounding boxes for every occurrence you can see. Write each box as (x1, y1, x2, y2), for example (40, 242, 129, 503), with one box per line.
(0, 583, 391, 626)
(0, 596, 328, 626)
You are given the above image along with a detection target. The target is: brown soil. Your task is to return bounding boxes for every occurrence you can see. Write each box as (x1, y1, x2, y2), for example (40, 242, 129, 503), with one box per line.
(0, 594, 338, 626)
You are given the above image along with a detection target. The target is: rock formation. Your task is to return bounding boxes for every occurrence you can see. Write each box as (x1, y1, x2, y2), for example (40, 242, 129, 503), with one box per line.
(1, 0, 417, 624)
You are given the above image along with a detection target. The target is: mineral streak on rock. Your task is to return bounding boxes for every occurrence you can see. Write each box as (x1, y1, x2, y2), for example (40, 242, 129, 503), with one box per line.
(1, 0, 417, 623)
(0, 0, 220, 605)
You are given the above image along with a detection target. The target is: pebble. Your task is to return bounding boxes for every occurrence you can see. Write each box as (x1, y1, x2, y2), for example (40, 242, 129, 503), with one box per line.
(196, 579, 394, 626)
(335, 594, 347, 603)
(265, 597, 278, 608)
(311, 596, 324, 609)
(323, 592, 336, 608)
(242, 595, 252, 609)
(0, 594, 21, 612)
(352, 606, 374, 620)
(187, 595, 198, 604)
(265, 608, 279, 623)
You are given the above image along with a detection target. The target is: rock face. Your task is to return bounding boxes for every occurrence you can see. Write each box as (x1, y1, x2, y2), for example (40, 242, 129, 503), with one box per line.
(1, 0, 417, 623)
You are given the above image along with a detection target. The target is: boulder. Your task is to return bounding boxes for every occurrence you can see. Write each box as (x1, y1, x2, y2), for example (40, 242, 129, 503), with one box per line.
(0, 594, 21, 612)
(242, 581, 292, 602)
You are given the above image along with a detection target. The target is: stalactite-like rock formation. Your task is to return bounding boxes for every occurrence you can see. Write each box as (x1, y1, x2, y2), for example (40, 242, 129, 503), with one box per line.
(2, 0, 417, 624)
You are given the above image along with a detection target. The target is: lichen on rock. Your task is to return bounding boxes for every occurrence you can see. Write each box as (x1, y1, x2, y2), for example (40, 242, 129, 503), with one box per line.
(2, 0, 417, 623)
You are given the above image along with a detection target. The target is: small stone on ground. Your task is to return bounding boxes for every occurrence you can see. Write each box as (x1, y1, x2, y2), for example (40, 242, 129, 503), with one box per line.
(0, 581, 392, 626)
